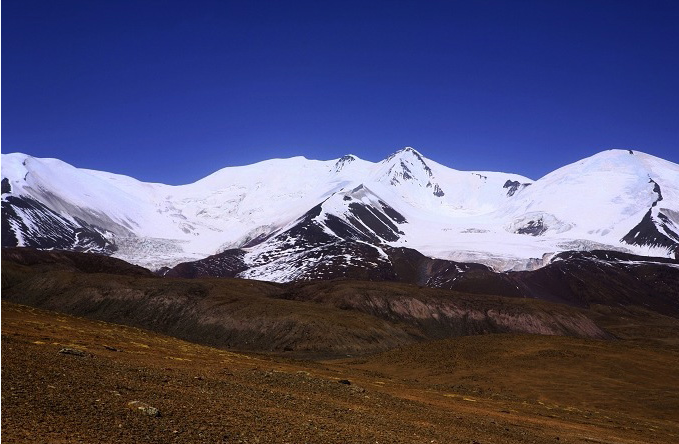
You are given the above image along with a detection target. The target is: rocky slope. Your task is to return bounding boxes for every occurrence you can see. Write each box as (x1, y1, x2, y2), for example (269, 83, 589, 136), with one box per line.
(2, 248, 619, 357)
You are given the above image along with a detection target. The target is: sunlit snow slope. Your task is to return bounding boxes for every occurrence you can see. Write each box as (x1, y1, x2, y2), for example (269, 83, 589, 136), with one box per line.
(2, 147, 678, 275)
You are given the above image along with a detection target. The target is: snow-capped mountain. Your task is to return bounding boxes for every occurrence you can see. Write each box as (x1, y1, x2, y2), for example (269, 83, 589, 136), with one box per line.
(2, 147, 678, 281)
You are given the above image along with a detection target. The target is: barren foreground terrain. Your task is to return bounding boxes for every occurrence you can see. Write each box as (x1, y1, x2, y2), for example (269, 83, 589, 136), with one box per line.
(3, 301, 679, 443)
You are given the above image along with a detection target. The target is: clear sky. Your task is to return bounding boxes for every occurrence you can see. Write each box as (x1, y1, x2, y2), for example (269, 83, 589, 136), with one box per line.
(3, 0, 678, 184)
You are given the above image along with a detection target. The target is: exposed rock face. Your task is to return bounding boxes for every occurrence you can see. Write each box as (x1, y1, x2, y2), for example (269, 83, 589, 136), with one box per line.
(503, 180, 530, 197)
(1, 194, 116, 254)
(515, 218, 547, 236)
(280, 280, 609, 340)
(1, 178, 12, 194)
(333, 154, 356, 172)
(620, 178, 679, 255)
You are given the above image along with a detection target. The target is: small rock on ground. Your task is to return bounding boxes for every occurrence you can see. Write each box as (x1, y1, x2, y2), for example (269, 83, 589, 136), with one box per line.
(127, 400, 161, 417)
(58, 348, 86, 357)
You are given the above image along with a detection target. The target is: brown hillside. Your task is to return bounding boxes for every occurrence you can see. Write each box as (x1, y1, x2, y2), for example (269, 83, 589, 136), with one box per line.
(3, 251, 612, 358)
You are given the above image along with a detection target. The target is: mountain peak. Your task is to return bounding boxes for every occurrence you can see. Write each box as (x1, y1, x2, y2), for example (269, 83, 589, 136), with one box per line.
(384, 146, 425, 163)
(382, 147, 433, 178)
(333, 154, 357, 172)
(375, 147, 445, 196)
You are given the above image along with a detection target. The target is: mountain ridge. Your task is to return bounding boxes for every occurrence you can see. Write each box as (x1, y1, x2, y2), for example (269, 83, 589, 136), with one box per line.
(2, 148, 678, 280)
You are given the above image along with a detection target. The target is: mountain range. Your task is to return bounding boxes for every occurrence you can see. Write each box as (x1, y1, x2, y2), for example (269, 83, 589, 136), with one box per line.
(3, 148, 679, 443)
(2, 147, 678, 282)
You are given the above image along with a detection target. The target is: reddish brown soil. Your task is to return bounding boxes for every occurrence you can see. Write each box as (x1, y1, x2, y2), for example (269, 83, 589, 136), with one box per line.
(3, 301, 679, 443)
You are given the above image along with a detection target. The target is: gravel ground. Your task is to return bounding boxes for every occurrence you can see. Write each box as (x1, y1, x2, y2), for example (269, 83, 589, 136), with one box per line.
(3, 302, 678, 443)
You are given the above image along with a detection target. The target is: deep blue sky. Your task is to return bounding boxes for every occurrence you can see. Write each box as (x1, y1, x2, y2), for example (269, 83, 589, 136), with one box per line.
(3, 0, 678, 183)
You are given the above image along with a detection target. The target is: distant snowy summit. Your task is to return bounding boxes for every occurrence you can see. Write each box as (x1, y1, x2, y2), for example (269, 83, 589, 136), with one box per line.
(2, 147, 678, 281)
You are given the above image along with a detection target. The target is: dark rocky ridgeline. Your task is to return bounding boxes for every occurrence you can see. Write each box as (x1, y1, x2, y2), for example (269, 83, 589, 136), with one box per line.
(621, 208, 679, 255)
(1, 193, 116, 254)
(503, 179, 531, 197)
(326, 184, 408, 244)
(343, 201, 404, 242)
(621, 179, 679, 255)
